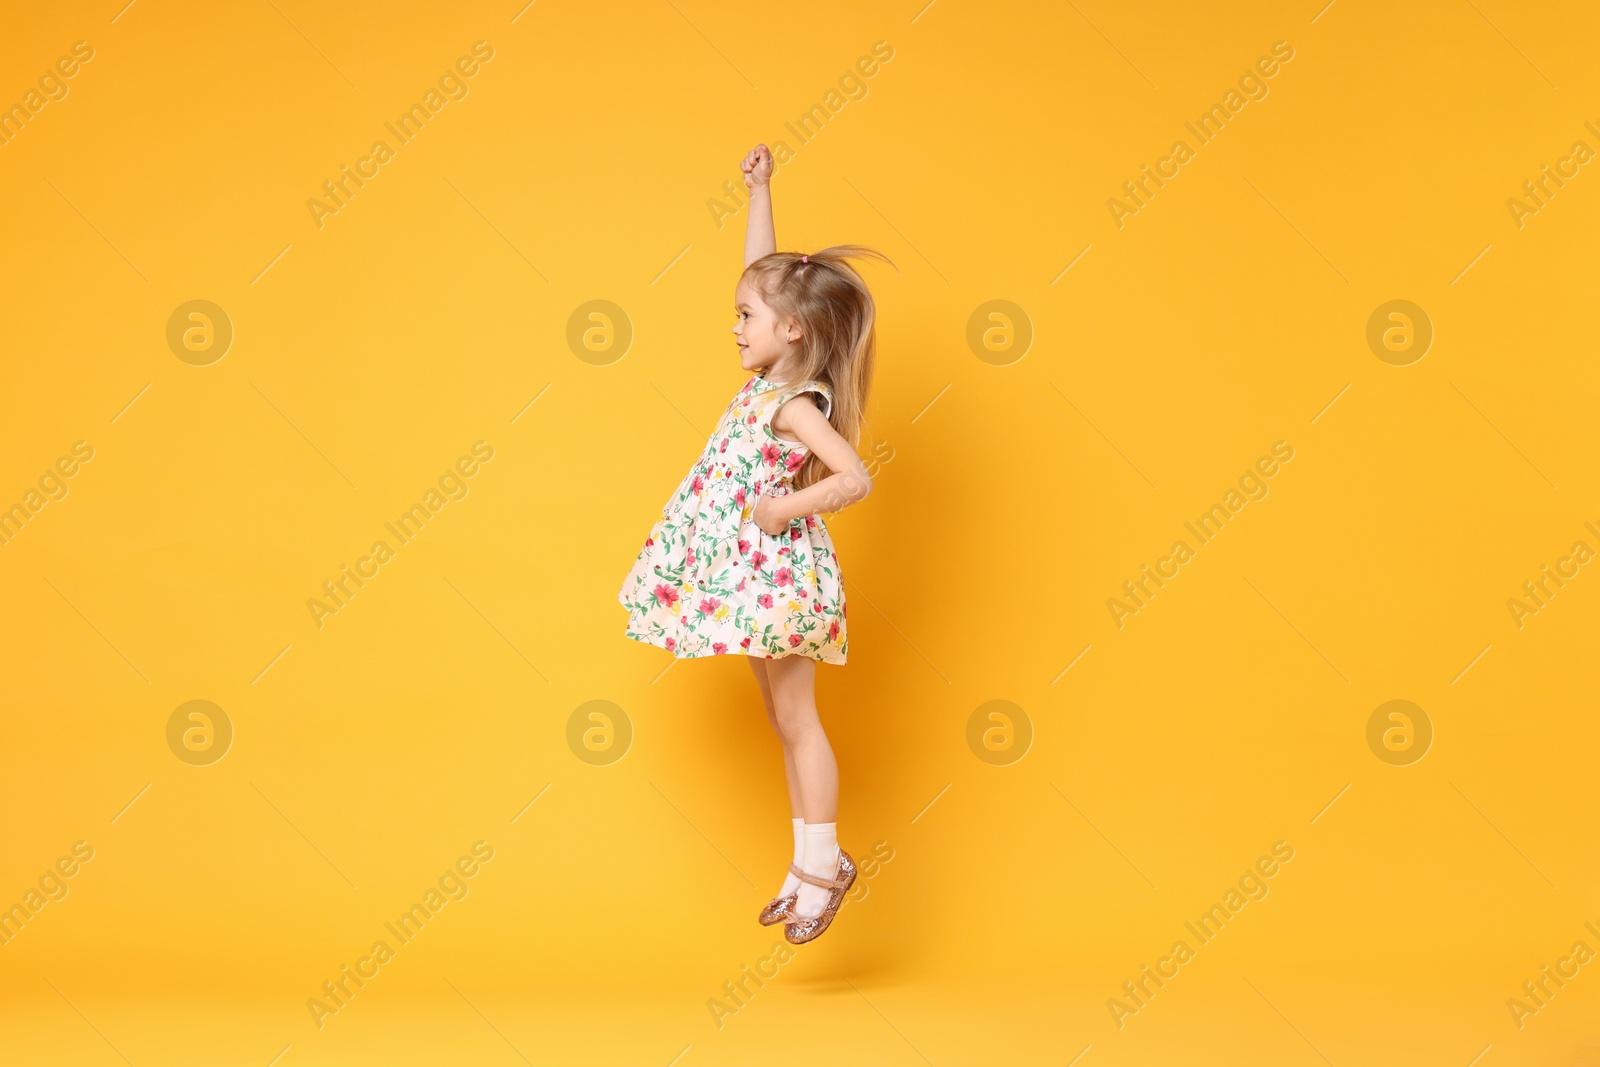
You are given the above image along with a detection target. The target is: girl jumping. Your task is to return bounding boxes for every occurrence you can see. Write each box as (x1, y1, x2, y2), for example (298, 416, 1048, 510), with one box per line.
(617, 143, 890, 944)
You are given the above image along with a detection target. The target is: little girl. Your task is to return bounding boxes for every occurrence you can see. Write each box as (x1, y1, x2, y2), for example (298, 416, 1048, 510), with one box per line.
(617, 144, 889, 945)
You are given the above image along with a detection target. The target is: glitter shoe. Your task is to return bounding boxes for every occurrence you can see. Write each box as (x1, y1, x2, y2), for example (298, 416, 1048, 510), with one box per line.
(757, 865, 805, 925)
(782, 847, 856, 944)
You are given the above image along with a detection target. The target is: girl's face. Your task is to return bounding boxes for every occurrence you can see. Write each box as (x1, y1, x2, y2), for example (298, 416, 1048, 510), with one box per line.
(732, 276, 800, 375)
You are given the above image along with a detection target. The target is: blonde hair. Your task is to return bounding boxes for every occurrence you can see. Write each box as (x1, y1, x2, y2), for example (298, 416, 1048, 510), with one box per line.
(741, 244, 893, 490)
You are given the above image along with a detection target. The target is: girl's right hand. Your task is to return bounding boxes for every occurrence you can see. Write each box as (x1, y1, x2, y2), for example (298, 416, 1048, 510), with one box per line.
(741, 144, 773, 190)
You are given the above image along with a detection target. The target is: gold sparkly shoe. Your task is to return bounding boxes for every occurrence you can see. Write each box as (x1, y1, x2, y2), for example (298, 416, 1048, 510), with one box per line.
(782, 848, 856, 945)
(757, 865, 805, 925)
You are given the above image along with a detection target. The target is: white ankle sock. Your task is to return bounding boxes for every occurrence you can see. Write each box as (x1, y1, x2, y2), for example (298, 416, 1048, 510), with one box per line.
(794, 821, 840, 918)
(776, 817, 804, 898)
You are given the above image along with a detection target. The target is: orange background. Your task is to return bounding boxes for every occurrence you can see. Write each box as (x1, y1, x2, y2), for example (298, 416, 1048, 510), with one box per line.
(2, 1, 1597, 1064)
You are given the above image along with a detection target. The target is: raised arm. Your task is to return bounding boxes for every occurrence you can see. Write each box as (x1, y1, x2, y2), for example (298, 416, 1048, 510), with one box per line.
(741, 144, 776, 268)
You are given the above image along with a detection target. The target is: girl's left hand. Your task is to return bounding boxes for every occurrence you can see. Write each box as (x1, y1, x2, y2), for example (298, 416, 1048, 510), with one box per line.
(752, 494, 789, 536)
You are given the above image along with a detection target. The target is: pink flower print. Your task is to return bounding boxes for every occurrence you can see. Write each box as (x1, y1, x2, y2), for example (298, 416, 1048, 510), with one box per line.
(665, 637, 677, 651)
(719, 438, 728, 452)
(740, 636, 752, 649)
(685, 547, 696, 567)
(737, 539, 750, 555)
(828, 620, 840, 641)
(804, 516, 815, 530)
(789, 527, 802, 541)
(788, 634, 804, 648)
(758, 593, 773, 609)
(691, 474, 704, 493)
(778, 546, 790, 556)
(760, 443, 782, 467)
(747, 414, 757, 425)
(736, 577, 747, 592)
(750, 549, 767, 569)
(652, 584, 680, 609)
(697, 597, 722, 616)
(775, 567, 792, 587)
(734, 487, 747, 507)
(646, 535, 656, 545)
(784, 451, 805, 472)
(799, 589, 808, 599)
(713, 642, 728, 655)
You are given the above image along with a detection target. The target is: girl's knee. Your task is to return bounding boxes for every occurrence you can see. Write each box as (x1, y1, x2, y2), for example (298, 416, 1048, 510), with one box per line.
(771, 699, 818, 746)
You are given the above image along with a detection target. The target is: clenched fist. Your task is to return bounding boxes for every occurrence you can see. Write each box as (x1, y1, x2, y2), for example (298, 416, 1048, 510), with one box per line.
(741, 144, 773, 190)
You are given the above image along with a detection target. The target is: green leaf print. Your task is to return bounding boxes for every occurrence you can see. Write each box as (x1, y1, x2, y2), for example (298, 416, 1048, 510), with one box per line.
(618, 373, 848, 664)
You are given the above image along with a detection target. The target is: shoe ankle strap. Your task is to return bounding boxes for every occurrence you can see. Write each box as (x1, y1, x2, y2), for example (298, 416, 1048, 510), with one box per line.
(788, 860, 839, 890)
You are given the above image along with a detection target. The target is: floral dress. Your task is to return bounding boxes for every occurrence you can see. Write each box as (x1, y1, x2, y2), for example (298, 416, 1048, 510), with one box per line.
(618, 370, 848, 663)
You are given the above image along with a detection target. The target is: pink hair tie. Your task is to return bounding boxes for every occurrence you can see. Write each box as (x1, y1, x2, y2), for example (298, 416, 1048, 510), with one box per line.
(801, 255, 808, 263)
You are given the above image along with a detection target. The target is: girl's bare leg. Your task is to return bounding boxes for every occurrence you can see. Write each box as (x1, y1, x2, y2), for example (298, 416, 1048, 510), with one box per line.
(746, 656, 804, 818)
(763, 655, 838, 823)
(764, 655, 840, 918)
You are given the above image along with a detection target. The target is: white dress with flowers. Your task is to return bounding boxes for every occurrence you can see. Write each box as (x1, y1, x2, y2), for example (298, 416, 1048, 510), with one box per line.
(618, 371, 848, 663)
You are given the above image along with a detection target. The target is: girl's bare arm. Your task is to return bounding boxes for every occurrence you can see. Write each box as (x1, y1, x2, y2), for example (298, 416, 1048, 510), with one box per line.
(741, 144, 776, 268)
(753, 396, 872, 534)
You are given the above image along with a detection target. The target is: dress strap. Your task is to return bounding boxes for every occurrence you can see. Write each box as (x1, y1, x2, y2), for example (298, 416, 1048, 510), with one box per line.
(774, 379, 834, 421)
